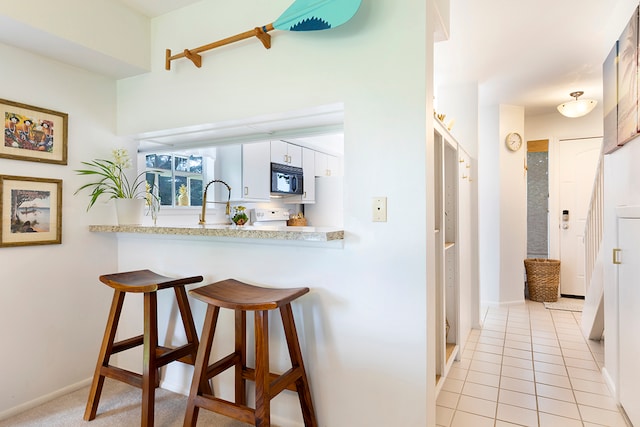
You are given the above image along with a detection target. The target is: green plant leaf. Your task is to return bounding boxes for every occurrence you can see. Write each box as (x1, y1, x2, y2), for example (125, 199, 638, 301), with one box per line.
(74, 154, 150, 211)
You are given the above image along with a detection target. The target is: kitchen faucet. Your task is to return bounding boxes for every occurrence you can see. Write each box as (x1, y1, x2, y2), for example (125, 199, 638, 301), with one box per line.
(199, 179, 231, 225)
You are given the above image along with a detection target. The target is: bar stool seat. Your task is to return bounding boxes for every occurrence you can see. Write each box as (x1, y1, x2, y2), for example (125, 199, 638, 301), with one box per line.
(184, 279, 318, 427)
(84, 269, 205, 427)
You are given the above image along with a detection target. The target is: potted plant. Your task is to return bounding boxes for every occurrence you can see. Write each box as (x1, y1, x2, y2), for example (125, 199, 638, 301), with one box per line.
(75, 148, 154, 225)
(231, 205, 249, 226)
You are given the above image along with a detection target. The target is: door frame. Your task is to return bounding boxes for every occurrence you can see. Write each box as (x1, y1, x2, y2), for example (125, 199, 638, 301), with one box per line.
(548, 136, 560, 262)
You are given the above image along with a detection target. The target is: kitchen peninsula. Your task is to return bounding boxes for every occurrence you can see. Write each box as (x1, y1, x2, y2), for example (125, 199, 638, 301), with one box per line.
(89, 223, 344, 243)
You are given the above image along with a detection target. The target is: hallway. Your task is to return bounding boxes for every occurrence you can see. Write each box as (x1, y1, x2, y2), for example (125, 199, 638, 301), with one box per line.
(436, 300, 628, 426)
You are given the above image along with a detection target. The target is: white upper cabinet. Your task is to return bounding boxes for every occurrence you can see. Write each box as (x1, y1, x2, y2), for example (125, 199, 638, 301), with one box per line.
(271, 140, 302, 167)
(301, 147, 316, 203)
(216, 142, 270, 202)
(284, 147, 316, 204)
(243, 142, 271, 200)
(217, 140, 340, 203)
(314, 152, 341, 177)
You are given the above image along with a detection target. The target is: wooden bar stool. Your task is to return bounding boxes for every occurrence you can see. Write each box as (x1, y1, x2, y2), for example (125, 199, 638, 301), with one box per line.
(84, 269, 206, 427)
(184, 279, 318, 427)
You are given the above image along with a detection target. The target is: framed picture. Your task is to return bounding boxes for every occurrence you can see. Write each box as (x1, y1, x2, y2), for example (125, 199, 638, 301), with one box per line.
(617, 6, 639, 146)
(603, 41, 619, 154)
(0, 175, 62, 247)
(2, 98, 68, 165)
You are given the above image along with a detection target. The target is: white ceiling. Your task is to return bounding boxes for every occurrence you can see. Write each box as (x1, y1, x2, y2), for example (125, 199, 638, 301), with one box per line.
(116, 0, 202, 18)
(434, 0, 639, 116)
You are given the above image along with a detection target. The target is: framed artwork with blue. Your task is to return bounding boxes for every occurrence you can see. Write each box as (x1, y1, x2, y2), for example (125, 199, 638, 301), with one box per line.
(0, 175, 62, 247)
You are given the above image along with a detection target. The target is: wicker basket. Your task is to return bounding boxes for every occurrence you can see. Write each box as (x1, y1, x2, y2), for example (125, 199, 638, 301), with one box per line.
(287, 218, 307, 226)
(524, 258, 560, 302)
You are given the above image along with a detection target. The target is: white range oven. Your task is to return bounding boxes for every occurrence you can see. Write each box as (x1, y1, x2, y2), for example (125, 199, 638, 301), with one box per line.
(250, 208, 290, 226)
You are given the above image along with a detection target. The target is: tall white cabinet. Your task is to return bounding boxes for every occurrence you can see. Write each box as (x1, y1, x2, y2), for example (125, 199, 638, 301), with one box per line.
(616, 207, 640, 426)
(433, 119, 475, 394)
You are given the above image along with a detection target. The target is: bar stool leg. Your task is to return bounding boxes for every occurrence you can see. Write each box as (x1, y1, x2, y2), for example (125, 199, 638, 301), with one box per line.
(184, 305, 220, 427)
(280, 303, 318, 427)
(234, 309, 247, 405)
(84, 290, 126, 421)
(141, 291, 158, 427)
(254, 310, 271, 427)
(174, 286, 199, 365)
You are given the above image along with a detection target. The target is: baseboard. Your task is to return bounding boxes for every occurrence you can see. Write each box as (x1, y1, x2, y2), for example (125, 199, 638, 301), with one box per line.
(0, 377, 92, 422)
(560, 294, 585, 300)
(159, 379, 189, 397)
(601, 366, 617, 400)
(481, 299, 525, 308)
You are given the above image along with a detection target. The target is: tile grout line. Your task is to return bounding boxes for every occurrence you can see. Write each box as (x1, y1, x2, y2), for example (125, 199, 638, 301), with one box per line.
(492, 307, 507, 427)
(524, 302, 542, 427)
(548, 304, 583, 425)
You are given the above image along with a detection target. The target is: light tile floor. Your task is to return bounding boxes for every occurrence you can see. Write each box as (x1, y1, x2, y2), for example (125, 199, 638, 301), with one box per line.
(436, 300, 631, 427)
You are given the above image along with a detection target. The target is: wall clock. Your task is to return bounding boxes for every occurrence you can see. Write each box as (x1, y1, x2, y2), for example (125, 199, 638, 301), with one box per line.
(505, 132, 523, 152)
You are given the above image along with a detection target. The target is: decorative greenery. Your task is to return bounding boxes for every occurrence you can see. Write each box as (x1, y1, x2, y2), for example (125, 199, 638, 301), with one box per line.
(145, 181, 160, 224)
(231, 205, 249, 226)
(75, 148, 152, 211)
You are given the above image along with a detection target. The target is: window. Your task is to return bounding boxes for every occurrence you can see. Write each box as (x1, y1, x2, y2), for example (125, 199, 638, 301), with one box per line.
(145, 153, 204, 207)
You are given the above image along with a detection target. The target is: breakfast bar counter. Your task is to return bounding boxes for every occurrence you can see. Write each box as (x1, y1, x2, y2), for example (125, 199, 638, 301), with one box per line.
(89, 224, 344, 243)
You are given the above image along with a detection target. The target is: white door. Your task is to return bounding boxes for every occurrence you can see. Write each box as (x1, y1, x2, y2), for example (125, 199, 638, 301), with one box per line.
(558, 138, 601, 296)
(618, 217, 640, 426)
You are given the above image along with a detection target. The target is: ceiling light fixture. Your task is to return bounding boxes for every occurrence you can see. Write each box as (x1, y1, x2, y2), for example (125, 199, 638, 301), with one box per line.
(557, 91, 597, 118)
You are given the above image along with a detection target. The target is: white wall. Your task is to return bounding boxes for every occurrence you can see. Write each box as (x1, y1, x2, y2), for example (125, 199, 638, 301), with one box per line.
(499, 105, 527, 303)
(113, 1, 436, 426)
(436, 82, 479, 159)
(0, 43, 126, 417)
(525, 107, 604, 141)
(478, 106, 501, 304)
(478, 104, 526, 305)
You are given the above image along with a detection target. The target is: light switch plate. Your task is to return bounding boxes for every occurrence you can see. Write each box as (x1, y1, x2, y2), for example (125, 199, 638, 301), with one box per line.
(372, 197, 387, 222)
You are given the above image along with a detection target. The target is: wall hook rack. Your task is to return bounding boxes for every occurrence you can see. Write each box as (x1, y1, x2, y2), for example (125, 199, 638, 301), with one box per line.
(164, 0, 362, 70)
(165, 25, 273, 70)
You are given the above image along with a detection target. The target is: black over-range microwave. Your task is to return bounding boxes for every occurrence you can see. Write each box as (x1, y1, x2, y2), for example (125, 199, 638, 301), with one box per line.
(271, 162, 304, 195)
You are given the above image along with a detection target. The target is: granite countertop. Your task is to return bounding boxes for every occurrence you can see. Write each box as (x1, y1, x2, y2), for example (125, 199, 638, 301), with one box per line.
(89, 224, 344, 242)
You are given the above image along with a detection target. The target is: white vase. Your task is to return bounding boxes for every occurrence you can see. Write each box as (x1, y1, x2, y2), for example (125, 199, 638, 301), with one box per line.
(115, 198, 144, 225)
